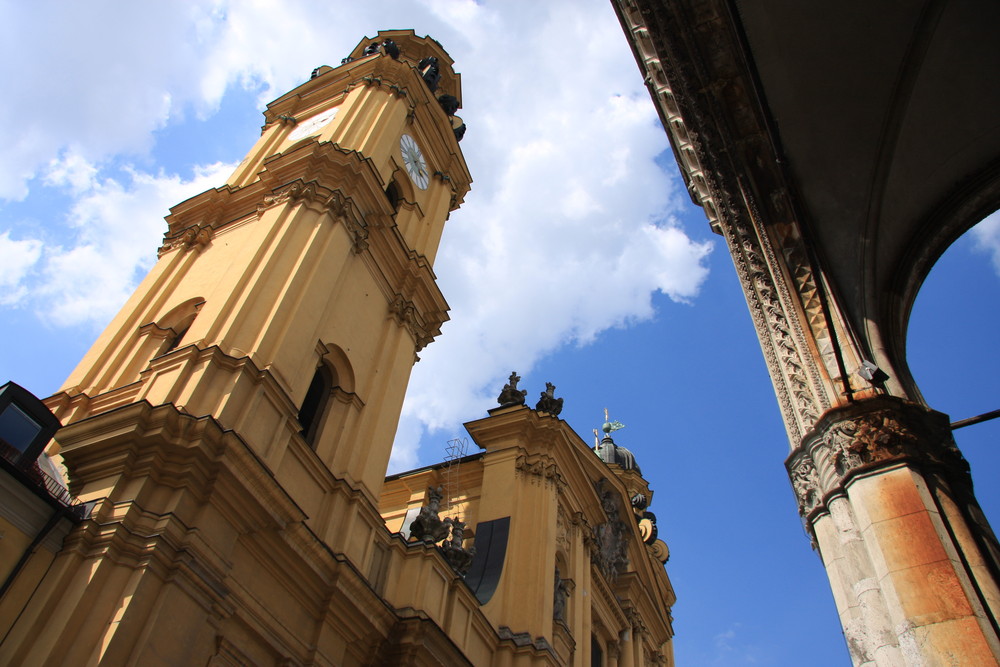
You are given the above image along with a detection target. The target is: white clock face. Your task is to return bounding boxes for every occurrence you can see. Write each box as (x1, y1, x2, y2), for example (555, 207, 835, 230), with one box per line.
(287, 106, 339, 142)
(400, 134, 429, 190)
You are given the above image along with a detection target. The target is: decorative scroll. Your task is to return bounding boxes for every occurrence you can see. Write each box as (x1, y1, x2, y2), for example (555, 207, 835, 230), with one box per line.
(161, 224, 214, 254)
(389, 294, 434, 352)
(648, 539, 670, 564)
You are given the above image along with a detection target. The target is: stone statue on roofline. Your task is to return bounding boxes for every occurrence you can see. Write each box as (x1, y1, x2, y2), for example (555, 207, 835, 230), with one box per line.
(439, 519, 476, 576)
(497, 371, 527, 407)
(409, 486, 452, 544)
(535, 382, 563, 415)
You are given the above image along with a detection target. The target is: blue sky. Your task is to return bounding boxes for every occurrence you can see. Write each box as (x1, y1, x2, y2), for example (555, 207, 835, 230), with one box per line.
(1, 2, 998, 664)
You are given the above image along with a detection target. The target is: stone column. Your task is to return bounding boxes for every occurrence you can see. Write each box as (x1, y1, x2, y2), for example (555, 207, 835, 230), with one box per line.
(618, 628, 635, 667)
(607, 641, 621, 667)
(788, 396, 1000, 665)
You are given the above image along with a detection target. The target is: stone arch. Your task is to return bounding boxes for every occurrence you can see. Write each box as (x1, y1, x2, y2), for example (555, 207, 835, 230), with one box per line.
(887, 164, 1000, 399)
(156, 297, 205, 352)
(299, 343, 359, 455)
(387, 167, 416, 213)
(320, 343, 355, 394)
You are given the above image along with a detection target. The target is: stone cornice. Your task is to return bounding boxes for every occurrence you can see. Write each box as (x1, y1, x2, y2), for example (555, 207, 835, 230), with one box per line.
(261, 43, 471, 207)
(160, 144, 450, 351)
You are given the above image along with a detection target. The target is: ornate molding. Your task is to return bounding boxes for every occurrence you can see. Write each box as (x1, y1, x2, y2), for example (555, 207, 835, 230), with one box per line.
(256, 181, 371, 254)
(514, 452, 564, 490)
(389, 294, 434, 351)
(787, 397, 969, 524)
(159, 223, 215, 256)
(722, 182, 830, 442)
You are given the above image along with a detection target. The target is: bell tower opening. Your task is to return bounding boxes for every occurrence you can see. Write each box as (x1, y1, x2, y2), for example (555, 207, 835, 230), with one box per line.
(298, 364, 335, 447)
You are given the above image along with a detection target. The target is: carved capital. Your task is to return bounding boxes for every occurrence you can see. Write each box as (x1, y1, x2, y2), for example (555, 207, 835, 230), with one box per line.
(787, 397, 969, 522)
(573, 512, 598, 556)
(624, 606, 646, 634)
(788, 454, 821, 517)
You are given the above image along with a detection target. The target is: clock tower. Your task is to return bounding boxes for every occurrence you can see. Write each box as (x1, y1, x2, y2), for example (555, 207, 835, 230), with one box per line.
(48, 30, 470, 502)
(1, 31, 472, 665)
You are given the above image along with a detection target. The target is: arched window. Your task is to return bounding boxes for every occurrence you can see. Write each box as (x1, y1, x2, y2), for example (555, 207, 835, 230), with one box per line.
(156, 298, 204, 356)
(385, 179, 402, 213)
(298, 365, 336, 447)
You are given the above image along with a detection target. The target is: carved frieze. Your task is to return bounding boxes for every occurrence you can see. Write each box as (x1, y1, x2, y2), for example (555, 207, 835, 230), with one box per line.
(787, 397, 970, 524)
(722, 183, 831, 442)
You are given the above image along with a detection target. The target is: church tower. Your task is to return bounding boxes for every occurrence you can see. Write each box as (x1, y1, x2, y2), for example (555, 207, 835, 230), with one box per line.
(47, 30, 469, 502)
(1, 31, 472, 665)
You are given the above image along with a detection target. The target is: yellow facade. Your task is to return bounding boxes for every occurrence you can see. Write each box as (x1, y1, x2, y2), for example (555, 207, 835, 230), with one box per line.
(0, 30, 675, 665)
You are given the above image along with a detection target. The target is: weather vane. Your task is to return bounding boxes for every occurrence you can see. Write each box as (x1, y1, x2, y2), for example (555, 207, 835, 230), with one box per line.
(602, 407, 625, 436)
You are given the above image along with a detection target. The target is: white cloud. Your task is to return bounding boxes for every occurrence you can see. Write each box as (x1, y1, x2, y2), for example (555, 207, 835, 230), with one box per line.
(34, 157, 236, 328)
(971, 209, 1000, 277)
(388, 0, 713, 468)
(0, 232, 43, 306)
(0, 3, 218, 200)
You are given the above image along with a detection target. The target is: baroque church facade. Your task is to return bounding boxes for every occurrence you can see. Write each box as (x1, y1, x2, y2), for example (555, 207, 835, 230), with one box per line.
(0, 31, 676, 666)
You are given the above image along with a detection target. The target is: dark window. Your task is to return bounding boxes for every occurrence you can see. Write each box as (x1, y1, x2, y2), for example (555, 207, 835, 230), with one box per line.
(591, 636, 604, 667)
(463, 516, 510, 604)
(298, 366, 333, 447)
(163, 325, 190, 353)
(385, 180, 401, 212)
